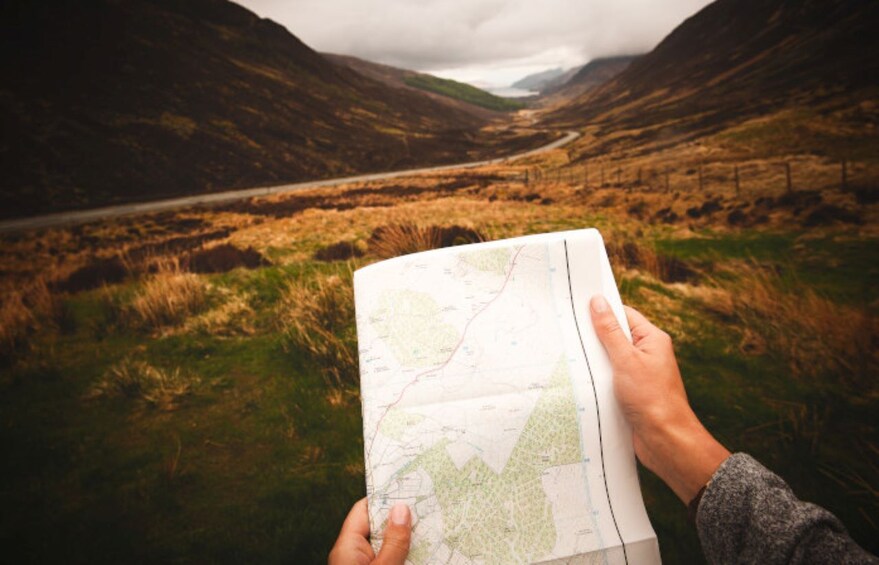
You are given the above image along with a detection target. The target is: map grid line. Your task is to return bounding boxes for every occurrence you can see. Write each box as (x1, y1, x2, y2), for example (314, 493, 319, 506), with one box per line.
(563, 239, 629, 565)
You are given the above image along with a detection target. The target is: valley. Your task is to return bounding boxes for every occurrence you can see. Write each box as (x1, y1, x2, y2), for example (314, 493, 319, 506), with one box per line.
(1, 0, 877, 563)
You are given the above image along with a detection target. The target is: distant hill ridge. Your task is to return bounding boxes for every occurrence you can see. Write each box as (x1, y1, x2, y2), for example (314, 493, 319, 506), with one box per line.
(0, 0, 528, 218)
(324, 54, 521, 114)
(542, 55, 638, 99)
(512, 68, 565, 91)
(548, 0, 879, 137)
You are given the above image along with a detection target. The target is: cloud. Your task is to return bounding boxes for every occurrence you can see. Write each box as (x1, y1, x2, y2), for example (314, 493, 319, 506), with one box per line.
(238, 0, 713, 85)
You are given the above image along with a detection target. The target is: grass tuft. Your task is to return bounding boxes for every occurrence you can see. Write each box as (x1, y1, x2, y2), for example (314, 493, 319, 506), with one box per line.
(86, 357, 200, 411)
(0, 277, 58, 363)
(278, 271, 358, 389)
(125, 260, 208, 331)
(368, 223, 483, 259)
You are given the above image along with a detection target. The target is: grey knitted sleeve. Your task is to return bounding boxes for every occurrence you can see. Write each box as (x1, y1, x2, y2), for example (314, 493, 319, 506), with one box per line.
(695, 453, 878, 564)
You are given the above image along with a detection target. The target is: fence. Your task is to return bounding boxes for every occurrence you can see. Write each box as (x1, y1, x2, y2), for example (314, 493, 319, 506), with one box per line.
(520, 157, 876, 198)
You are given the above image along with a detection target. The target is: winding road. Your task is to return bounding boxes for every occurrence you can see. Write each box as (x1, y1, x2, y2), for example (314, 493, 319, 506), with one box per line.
(0, 130, 579, 233)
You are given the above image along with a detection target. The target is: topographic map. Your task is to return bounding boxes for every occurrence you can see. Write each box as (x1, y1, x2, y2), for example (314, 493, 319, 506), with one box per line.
(355, 230, 660, 564)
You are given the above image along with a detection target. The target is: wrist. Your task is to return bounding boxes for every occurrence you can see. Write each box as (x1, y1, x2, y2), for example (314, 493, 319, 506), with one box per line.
(636, 409, 730, 503)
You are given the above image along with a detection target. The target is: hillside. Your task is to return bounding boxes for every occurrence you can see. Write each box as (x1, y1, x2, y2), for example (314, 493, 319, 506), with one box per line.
(512, 68, 565, 92)
(402, 74, 524, 112)
(547, 0, 879, 157)
(539, 66, 584, 93)
(0, 0, 541, 219)
(323, 53, 501, 120)
(540, 56, 637, 102)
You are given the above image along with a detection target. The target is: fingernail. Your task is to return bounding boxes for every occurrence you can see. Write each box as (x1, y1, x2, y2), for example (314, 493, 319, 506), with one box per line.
(591, 295, 609, 313)
(389, 503, 410, 526)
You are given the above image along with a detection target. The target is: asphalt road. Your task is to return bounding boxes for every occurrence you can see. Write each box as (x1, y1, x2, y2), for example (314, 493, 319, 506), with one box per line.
(0, 130, 580, 233)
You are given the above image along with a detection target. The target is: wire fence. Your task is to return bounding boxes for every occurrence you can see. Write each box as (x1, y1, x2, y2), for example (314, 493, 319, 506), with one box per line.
(520, 157, 878, 198)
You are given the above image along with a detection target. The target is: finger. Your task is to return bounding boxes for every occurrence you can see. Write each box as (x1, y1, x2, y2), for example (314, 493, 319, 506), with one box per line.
(338, 497, 371, 540)
(374, 503, 411, 565)
(590, 295, 634, 365)
(623, 305, 656, 345)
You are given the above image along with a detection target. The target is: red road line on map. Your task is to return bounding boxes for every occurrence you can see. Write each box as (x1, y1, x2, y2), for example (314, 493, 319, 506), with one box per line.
(365, 246, 526, 463)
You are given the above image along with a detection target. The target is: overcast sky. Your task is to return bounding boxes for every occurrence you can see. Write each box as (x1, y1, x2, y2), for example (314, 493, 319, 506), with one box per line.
(236, 0, 713, 87)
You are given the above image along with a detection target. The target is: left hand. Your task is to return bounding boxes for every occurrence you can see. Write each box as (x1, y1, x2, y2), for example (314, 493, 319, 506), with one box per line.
(328, 498, 412, 565)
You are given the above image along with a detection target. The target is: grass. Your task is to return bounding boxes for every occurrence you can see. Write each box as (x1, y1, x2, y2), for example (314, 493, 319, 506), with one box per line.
(0, 147, 877, 563)
(278, 269, 359, 389)
(404, 74, 525, 112)
(124, 260, 208, 331)
(0, 277, 57, 363)
(86, 357, 200, 411)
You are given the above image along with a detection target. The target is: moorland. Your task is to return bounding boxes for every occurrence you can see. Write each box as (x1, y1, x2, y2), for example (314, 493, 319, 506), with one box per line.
(1, 0, 878, 563)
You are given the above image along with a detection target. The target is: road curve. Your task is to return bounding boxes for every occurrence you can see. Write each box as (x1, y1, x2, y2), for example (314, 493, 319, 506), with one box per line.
(0, 130, 579, 233)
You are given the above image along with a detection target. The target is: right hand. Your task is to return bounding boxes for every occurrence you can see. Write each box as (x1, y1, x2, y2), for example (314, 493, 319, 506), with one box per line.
(589, 295, 730, 504)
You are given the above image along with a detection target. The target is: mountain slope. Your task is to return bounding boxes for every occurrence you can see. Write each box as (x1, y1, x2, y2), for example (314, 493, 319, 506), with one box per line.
(542, 56, 637, 100)
(512, 68, 564, 92)
(323, 54, 509, 118)
(547, 0, 879, 151)
(539, 66, 584, 93)
(0, 0, 531, 219)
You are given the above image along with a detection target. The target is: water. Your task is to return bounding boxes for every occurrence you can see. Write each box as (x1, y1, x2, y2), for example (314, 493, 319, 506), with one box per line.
(485, 86, 540, 98)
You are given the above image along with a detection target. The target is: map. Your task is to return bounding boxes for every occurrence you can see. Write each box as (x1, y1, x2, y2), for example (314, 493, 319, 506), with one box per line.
(354, 230, 660, 565)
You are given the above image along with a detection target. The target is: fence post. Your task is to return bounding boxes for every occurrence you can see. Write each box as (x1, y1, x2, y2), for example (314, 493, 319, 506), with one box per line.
(637, 167, 643, 186)
(785, 162, 792, 193)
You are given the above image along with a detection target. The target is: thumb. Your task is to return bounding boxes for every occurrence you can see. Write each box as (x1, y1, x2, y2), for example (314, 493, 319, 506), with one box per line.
(374, 504, 411, 565)
(590, 295, 634, 366)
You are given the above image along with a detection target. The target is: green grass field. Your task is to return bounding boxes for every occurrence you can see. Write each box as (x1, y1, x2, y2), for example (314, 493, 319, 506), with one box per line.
(404, 74, 526, 112)
(1, 176, 877, 563)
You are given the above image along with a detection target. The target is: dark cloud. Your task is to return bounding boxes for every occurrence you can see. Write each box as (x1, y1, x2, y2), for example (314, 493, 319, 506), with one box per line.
(238, 0, 713, 85)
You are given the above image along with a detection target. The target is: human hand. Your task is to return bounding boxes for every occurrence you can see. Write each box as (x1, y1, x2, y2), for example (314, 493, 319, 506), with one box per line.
(329, 498, 412, 565)
(589, 295, 730, 503)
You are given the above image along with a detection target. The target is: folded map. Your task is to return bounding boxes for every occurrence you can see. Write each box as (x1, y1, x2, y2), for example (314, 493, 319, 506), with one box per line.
(354, 228, 660, 564)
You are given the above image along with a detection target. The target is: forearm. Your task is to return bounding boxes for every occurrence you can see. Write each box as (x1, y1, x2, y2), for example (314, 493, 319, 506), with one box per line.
(696, 453, 878, 564)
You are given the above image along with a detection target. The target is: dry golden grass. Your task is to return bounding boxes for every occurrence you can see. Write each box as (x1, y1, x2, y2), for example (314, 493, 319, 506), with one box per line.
(278, 272, 358, 388)
(86, 357, 199, 411)
(124, 260, 207, 331)
(178, 288, 255, 337)
(368, 223, 444, 258)
(0, 277, 57, 361)
(713, 261, 876, 394)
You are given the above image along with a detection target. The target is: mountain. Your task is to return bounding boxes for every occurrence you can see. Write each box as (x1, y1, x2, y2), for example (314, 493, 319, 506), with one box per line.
(539, 66, 584, 93)
(542, 56, 638, 99)
(547, 0, 879, 153)
(0, 0, 534, 219)
(325, 54, 522, 113)
(512, 68, 565, 92)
